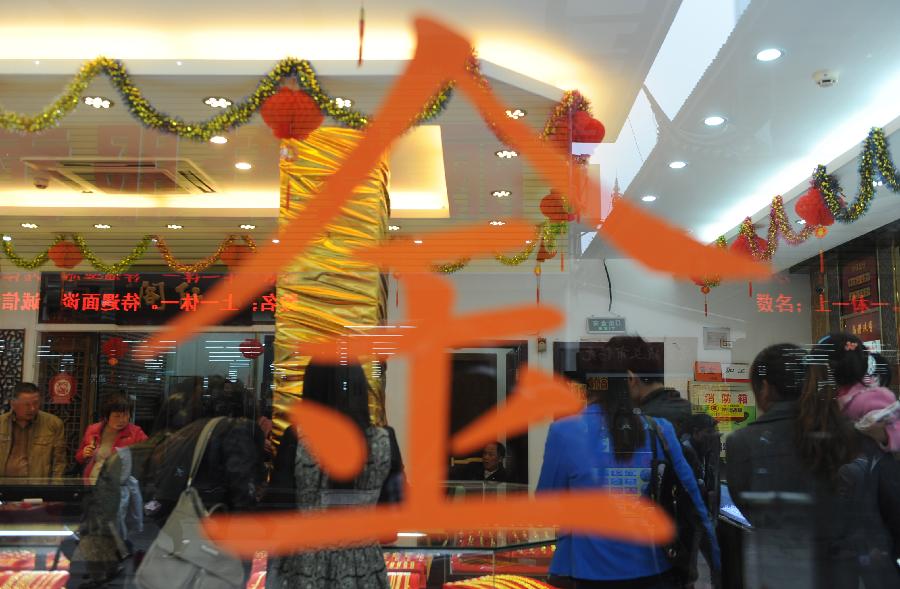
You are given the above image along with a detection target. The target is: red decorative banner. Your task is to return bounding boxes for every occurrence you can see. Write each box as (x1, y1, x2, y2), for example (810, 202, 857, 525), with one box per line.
(49, 373, 76, 405)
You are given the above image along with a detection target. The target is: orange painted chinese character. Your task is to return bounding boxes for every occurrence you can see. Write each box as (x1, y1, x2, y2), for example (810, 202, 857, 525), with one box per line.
(774, 294, 794, 313)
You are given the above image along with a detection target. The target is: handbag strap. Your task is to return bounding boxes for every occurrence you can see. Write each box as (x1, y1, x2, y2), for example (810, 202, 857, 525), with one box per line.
(644, 415, 671, 463)
(187, 417, 224, 488)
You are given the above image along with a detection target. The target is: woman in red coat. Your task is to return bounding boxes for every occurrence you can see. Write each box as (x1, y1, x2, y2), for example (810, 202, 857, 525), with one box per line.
(76, 393, 147, 483)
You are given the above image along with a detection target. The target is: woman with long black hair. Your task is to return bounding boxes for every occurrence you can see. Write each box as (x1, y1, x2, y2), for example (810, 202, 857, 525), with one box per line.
(266, 361, 391, 589)
(538, 341, 719, 589)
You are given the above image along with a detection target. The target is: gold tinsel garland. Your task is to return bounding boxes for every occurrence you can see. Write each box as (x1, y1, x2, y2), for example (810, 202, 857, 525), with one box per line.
(155, 234, 257, 272)
(1, 235, 65, 270)
(1, 233, 256, 272)
(73, 234, 153, 273)
(0, 57, 456, 139)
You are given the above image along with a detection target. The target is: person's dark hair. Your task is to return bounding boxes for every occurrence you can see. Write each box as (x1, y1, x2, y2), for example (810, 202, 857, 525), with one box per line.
(750, 343, 806, 402)
(592, 339, 647, 461)
(102, 393, 131, 421)
(796, 338, 859, 481)
(811, 333, 869, 386)
(487, 441, 506, 459)
(869, 352, 892, 388)
(606, 336, 663, 384)
(686, 412, 718, 436)
(302, 360, 371, 433)
(13, 382, 39, 398)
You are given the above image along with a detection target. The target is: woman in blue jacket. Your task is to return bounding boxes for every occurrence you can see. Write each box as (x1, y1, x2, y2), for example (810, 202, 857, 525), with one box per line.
(538, 350, 720, 588)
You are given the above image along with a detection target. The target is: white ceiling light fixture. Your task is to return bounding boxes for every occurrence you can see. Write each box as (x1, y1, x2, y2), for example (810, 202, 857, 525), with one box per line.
(94, 223, 111, 229)
(489, 220, 506, 226)
(668, 160, 687, 169)
(335, 97, 353, 109)
(271, 238, 280, 244)
(641, 195, 658, 202)
(492, 190, 511, 198)
(210, 135, 228, 144)
(167, 224, 183, 230)
(388, 225, 401, 231)
(20, 223, 38, 229)
(234, 162, 252, 170)
(756, 48, 783, 62)
(204, 97, 232, 109)
(796, 219, 806, 225)
(413, 239, 423, 245)
(704, 115, 726, 127)
(505, 109, 526, 120)
(2, 235, 11, 242)
(239, 224, 256, 230)
(495, 150, 518, 159)
(83, 96, 112, 109)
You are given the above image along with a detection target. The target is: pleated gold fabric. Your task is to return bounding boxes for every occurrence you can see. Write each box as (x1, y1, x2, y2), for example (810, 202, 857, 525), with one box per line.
(274, 127, 389, 436)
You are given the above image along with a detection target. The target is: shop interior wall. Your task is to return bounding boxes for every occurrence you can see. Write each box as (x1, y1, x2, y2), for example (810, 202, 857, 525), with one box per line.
(384, 258, 812, 488)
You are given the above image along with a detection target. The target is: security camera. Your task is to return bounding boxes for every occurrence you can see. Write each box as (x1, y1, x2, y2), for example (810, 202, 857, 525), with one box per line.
(812, 70, 838, 88)
(33, 176, 49, 189)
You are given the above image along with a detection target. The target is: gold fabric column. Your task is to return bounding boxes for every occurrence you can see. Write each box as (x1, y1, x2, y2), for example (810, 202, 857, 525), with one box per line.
(274, 127, 389, 434)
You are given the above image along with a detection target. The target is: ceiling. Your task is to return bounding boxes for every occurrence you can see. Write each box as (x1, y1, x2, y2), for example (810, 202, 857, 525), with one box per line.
(596, 0, 900, 269)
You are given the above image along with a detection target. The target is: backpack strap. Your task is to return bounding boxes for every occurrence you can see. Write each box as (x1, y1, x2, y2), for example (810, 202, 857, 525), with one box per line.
(186, 417, 224, 488)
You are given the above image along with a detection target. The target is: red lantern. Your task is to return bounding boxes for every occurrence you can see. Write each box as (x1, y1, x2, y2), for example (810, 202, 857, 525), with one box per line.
(240, 338, 264, 359)
(730, 233, 767, 259)
(540, 191, 569, 221)
(572, 110, 606, 143)
(794, 186, 835, 229)
(48, 240, 83, 269)
(102, 337, 128, 366)
(536, 240, 556, 262)
(260, 87, 324, 141)
(220, 243, 253, 267)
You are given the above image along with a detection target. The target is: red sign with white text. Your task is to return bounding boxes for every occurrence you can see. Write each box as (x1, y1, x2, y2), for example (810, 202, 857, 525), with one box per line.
(49, 373, 76, 405)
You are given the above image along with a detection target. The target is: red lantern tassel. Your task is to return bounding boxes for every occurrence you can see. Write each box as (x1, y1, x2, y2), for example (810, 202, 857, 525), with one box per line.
(560, 251, 565, 272)
(704, 294, 708, 317)
(819, 250, 825, 274)
(358, 5, 365, 67)
(748, 282, 753, 298)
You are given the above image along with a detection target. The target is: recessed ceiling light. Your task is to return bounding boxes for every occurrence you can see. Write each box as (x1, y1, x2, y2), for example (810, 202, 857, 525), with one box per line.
(239, 224, 256, 230)
(176, 61, 183, 66)
(210, 135, 228, 144)
(492, 190, 511, 198)
(272, 238, 280, 244)
(641, 195, 657, 203)
(873, 180, 884, 187)
(489, 220, 506, 226)
(234, 162, 252, 170)
(83, 96, 112, 109)
(413, 239, 423, 245)
(525, 240, 532, 244)
(669, 161, 687, 169)
(505, 109, 526, 120)
(495, 150, 518, 159)
(704, 115, 726, 127)
(2, 235, 11, 242)
(94, 223, 111, 229)
(167, 224, 183, 230)
(388, 225, 401, 231)
(204, 97, 232, 109)
(756, 48, 783, 62)
(20, 223, 38, 229)
(34, 60, 40, 65)
(796, 219, 806, 225)
(335, 97, 353, 109)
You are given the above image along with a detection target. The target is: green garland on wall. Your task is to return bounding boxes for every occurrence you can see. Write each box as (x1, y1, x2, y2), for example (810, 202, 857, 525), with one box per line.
(0, 57, 455, 140)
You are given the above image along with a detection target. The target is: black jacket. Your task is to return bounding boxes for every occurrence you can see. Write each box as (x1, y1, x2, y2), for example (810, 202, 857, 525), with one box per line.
(639, 387, 691, 436)
(726, 401, 899, 588)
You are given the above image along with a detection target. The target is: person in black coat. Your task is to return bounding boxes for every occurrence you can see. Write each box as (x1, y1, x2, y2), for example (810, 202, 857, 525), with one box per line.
(726, 343, 899, 589)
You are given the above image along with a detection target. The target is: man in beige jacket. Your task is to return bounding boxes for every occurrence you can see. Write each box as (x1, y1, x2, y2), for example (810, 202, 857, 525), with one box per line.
(0, 382, 67, 478)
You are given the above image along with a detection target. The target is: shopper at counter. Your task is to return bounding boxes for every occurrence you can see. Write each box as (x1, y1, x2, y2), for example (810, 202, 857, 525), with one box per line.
(726, 343, 899, 588)
(538, 354, 720, 588)
(0, 382, 66, 478)
(267, 361, 391, 589)
(607, 336, 691, 436)
(75, 393, 147, 483)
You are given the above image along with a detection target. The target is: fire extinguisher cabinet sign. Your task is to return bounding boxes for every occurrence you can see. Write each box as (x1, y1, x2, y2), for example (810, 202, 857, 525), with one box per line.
(49, 373, 76, 404)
